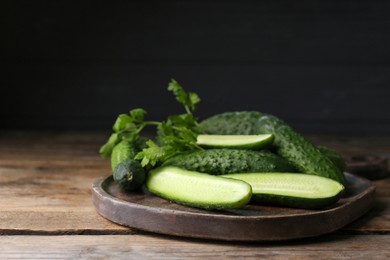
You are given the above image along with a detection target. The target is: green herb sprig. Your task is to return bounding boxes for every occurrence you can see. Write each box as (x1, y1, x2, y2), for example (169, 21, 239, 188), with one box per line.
(99, 79, 203, 169)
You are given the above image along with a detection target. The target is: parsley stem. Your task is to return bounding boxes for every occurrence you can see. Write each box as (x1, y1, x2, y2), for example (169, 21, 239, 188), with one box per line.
(135, 121, 161, 135)
(184, 106, 192, 115)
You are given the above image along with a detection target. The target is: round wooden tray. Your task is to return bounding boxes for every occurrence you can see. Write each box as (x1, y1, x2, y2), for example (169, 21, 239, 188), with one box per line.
(92, 172, 375, 241)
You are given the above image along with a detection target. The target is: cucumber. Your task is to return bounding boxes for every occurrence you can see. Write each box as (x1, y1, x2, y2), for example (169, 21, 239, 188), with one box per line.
(196, 134, 274, 150)
(110, 137, 148, 171)
(113, 159, 145, 191)
(198, 111, 263, 135)
(162, 148, 296, 175)
(199, 111, 344, 167)
(146, 166, 252, 209)
(317, 145, 346, 172)
(111, 140, 138, 171)
(222, 173, 344, 209)
(111, 137, 148, 190)
(256, 115, 345, 184)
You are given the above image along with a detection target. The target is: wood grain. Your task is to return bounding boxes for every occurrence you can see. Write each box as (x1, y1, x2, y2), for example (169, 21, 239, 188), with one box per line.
(0, 131, 389, 241)
(0, 131, 131, 234)
(92, 173, 375, 241)
(1, 234, 390, 259)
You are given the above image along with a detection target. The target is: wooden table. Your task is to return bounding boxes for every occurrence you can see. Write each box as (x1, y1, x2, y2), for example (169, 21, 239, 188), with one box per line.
(1, 131, 389, 259)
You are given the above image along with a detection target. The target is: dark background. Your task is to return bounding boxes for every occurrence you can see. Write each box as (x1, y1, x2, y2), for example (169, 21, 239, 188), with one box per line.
(2, 0, 390, 134)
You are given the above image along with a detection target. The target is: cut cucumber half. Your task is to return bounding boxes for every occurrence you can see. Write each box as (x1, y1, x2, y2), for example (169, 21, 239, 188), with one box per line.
(146, 166, 252, 210)
(221, 173, 344, 209)
(196, 134, 274, 150)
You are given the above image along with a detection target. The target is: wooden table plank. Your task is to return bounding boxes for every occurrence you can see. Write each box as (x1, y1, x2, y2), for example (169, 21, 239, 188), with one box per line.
(0, 157, 388, 235)
(0, 234, 390, 259)
(0, 131, 389, 237)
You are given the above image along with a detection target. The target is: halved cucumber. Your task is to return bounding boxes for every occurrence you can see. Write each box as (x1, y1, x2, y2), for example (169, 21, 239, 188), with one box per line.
(146, 166, 252, 210)
(221, 173, 344, 209)
(196, 134, 274, 150)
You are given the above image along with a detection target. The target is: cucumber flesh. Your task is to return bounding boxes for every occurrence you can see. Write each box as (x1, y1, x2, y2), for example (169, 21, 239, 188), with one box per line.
(146, 166, 252, 210)
(221, 173, 344, 209)
(196, 134, 273, 150)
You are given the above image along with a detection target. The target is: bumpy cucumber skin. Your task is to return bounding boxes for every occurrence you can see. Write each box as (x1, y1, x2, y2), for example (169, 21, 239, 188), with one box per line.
(113, 159, 145, 191)
(111, 137, 147, 190)
(111, 137, 147, 171)
(198, 111, 263, 135)
(199, 111, 345, 168)
(111, 141, 137, 171)
(317, 145, 346, 172)
(146, 166, 252, 210)
(162, 148, 296, 175)
(256, 115, 345, 184)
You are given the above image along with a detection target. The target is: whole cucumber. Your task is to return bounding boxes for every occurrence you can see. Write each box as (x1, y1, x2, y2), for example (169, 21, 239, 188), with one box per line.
(110, 137, 148, 190)
(198, 111, 263, 135)
(110, 137, 148, 171)
(317, 145, 346, 172)
(255, 115, 345, 184)
(162, 148, 296, 175)
(111, 140, 138, 171)
(113, 159, 145, 191)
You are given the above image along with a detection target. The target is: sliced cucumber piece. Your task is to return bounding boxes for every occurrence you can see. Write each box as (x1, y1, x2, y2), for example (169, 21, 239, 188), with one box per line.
(221, 173, 344, 209)
(146, 166, 252, 210)
(196, 134, 274, 150)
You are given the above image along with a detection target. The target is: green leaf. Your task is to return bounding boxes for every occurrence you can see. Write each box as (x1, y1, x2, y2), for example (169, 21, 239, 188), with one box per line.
(112, 114, 132, 133)
(135, 140, 170, 167)
(129, 108, 146, 122)
(166, 114, 197, 128)
(168, 79, 201, 113)
(177, 127, 198, 143)
(101, 79, 202, 169)
(99, 133, 120, 159)
(188, 92, 200, 111)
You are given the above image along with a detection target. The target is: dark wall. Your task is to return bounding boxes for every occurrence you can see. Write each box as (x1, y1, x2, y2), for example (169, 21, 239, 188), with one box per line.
(2, 0, 390, 133)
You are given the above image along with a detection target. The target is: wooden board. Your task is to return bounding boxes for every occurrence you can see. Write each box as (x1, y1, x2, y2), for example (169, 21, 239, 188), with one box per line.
(92, 172, 375, 241)
(2, 234, 390, 259)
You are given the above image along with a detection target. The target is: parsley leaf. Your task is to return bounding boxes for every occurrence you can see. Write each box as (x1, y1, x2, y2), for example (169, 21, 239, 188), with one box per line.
(100, 79, 203, 169)
(135, 140, 175, 168)
(99, 133, 120, 159)
(168, 79, 201, 114)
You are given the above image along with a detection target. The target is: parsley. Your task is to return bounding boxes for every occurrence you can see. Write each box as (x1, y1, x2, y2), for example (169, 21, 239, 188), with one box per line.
(99, 79, 203, 168)
(168, 79, 200, 115)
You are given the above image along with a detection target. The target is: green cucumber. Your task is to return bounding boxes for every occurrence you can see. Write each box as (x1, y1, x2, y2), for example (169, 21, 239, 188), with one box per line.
(146, 166, 252, 210)
(162, 148, 296, 175)
(111, 138, 147, 190)
(111, 140, 138, 171)
(196, 134, 274, 150)
(256, 115, 345, 184)
(317, 145, 346, 172)
(222, 173, 344, 209)
(199, 111, 345, 170)
(113, 159, 145, 191)
(198, 111, 263, 135)
(110, 137, 148, 171)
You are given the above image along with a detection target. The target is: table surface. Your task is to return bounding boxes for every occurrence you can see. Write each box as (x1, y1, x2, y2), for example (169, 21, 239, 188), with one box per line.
(1, 131, 390, 259)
